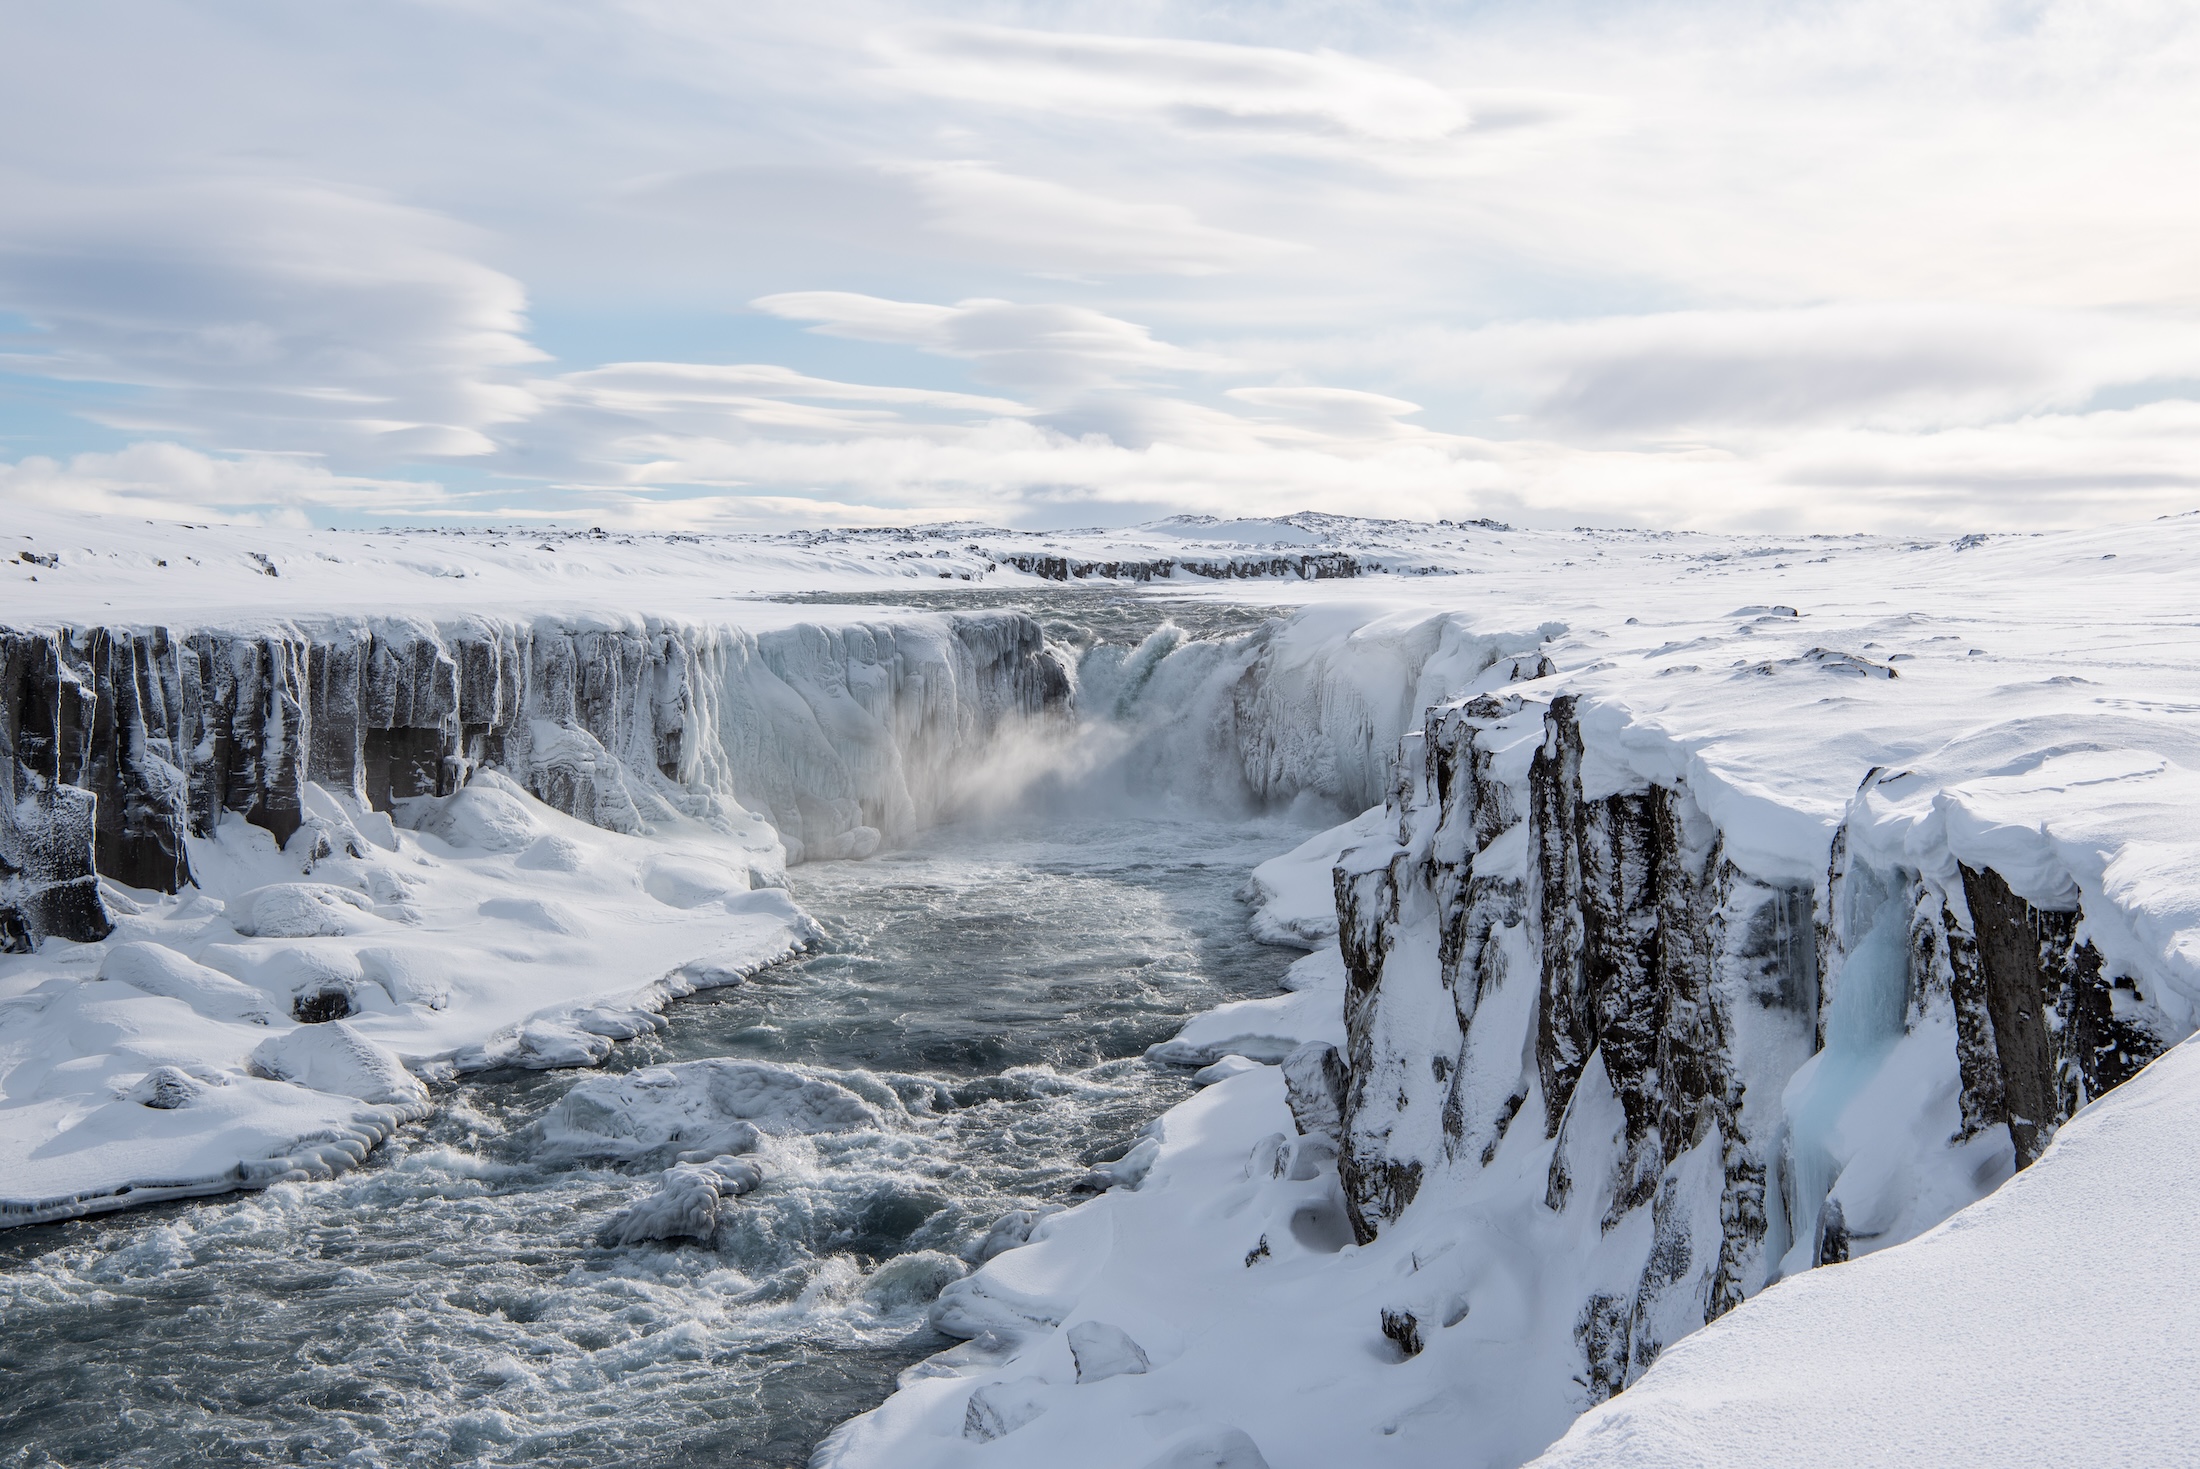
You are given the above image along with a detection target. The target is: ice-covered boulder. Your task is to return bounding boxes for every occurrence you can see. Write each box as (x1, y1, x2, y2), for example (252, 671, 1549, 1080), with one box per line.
(247, 1022, 429, 1109)
(597, 1154, 765, 1245)
(861, 1251, 970, 1310)
(1067, 1321, 1150, 1383)
(405, 769, 547, 852)
(1192, 1054, 1266, 1088)
(540, 1058, 883, 1164)
(967, 1205, 1066, 1264)
(99, 942, 275, 1026)
(1143, 1426, 1272, 1469)
(962, 1378, 1049, 1441)
(228, 883, 378, 938)
(640, 853, 752, 908)
(118, 1065, 226, 1109)
(199, 942, 371, 1022)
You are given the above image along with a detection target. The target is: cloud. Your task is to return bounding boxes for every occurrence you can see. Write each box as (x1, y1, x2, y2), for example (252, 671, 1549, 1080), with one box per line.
(4, 2, 2200, 536)
(632, 161, 1286, 278)
(877, 24, 1471, 147)
(551, 361, 1031, 419)
(894, 162, 1294, 277)
(0, 178, 541, 460)
(1432, 305, 2200, 437)
(0, 442, 450, 522)
(1225, 386, 1426, 441)
(561, 388, 2200, 536)
(20, 397, 2200, 539)
(751, 291, 1238, 389)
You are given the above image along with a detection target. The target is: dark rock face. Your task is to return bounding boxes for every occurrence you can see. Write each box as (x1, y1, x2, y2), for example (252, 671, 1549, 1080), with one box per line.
(2, 632, 113, 946)
(1952, 863, 2164, 1168)
(1, 613, 1071, 949)
(1332, 690, 1815, 1397)
(1282, 1041, 1349, 1145)
(1332, 690, 2178, 1410)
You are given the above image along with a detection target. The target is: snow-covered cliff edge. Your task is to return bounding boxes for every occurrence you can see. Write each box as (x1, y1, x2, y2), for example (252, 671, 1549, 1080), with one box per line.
(1, 610, 1070, 947)
(821, 517, 2200, 1469)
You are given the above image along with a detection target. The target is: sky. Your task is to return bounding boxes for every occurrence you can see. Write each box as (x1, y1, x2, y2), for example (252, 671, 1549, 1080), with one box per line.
(2, 0, 2198, 534)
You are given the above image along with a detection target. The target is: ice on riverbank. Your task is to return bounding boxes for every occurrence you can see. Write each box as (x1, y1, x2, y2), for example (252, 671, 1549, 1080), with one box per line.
(1, 775, 809, 1225)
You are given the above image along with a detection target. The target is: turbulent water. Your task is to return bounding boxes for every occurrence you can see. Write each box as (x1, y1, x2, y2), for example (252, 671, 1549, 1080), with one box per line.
(0, 814, 1315, 1468)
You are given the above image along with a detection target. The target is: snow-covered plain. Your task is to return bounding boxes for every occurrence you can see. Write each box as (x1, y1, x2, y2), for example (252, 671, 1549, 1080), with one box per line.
(7, 505, 2200, 1467)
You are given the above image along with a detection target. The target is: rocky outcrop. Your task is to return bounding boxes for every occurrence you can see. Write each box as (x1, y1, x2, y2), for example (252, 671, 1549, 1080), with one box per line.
(1, 614, 1069, 948)
(1, 633, 111, 949)
(1943, 863, 2162, 1167)
(1326, 687, 2168, 1408)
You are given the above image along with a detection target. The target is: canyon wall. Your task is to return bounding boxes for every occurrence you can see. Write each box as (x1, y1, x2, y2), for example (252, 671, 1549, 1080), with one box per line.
(1320, 689, 2175, 1399)
(1, 613, 1070, 949)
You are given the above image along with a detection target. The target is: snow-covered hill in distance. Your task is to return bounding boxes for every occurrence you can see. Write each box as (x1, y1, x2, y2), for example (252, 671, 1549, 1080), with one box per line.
(6, 503, 2200, 1468)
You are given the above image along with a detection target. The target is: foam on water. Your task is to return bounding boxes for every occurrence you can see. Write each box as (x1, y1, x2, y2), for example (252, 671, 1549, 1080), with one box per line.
(0, 816, 1309, 1468)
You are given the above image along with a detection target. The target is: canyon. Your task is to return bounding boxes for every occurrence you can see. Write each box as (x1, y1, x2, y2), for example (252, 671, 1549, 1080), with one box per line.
(5, 508, 2199, 1467)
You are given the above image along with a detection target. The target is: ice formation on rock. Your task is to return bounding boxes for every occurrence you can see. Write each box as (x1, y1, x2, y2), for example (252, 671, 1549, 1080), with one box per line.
(2, 610, 1071, 948)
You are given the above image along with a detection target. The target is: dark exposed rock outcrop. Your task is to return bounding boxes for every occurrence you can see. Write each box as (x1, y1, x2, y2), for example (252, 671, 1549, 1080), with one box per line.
(1951, 862, 2164, 1168)
(1324, 686, 2167, 1407)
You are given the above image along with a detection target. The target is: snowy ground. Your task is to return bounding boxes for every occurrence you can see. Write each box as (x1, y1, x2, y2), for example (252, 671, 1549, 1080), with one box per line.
(1, 774, 807, 1224)
(1529, 1025, 2200, 1468)
(8, 505, 2200, 1466)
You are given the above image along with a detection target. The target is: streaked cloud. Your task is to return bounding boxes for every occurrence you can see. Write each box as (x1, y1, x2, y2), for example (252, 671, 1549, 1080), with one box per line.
(893, 162, 1296, 277)
(0, 179, 540, 461)
(752, 291, 1239, 388)
(0, 442, 452, 523)
(0, 0, 2197, 533)
(874, 24, 1474, 147)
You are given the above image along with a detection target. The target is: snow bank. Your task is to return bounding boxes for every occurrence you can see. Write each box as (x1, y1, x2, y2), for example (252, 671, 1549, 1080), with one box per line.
(0, 776, 815, 1224)
(1529, 1031, 2200, 1469)
(1239, 807, 1389, 948)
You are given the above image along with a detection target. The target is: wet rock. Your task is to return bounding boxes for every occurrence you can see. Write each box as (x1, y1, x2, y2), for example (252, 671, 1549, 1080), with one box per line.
(292, 990, 353, 1024)
(1380, 1307, 1424, 1359)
